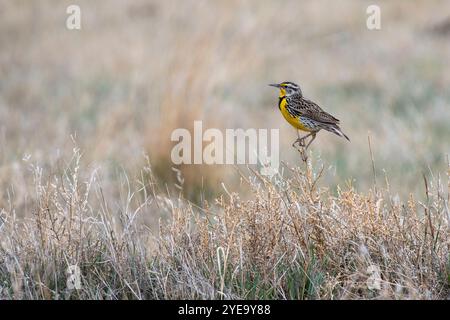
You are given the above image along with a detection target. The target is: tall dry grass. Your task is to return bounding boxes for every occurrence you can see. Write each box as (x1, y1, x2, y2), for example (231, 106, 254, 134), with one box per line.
(0, 148, 448, 299)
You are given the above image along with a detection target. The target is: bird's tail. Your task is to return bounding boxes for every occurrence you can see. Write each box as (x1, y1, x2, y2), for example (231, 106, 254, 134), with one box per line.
(327, 125, 350, 142)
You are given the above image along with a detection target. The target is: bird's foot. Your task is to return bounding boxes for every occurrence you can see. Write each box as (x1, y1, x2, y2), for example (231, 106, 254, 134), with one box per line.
(292, 141, 308, 162)
(292, 137, 306, 148)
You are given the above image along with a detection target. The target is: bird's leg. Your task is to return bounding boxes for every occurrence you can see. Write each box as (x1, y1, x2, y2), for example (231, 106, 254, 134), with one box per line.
(303, 132, 317, 151)
(292, 131, 314, 162)
(292, 130, 304, 148)
(293, 131, 313, 148)
(292, 131, 317, 162)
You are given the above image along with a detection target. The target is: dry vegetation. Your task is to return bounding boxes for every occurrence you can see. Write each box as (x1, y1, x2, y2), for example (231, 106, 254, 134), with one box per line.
(0, 0, 450, 299)
(0, 149, 448, 299)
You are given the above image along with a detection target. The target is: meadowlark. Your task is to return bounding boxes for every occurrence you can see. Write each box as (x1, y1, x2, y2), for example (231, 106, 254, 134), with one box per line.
(269, 81, 349, 157)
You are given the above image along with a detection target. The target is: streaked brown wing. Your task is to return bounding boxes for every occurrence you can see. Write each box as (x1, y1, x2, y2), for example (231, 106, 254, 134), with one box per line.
(288, 96, 340, 124)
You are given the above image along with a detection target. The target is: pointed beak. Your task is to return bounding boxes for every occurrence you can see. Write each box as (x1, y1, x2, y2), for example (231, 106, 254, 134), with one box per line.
(269, 83, 281, 88)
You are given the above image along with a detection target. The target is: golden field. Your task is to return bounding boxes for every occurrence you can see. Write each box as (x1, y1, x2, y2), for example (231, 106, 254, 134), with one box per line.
(0, 0, 449, 299)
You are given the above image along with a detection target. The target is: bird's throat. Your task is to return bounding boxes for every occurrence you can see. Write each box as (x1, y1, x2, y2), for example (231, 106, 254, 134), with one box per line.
(278, 95, 286, 110)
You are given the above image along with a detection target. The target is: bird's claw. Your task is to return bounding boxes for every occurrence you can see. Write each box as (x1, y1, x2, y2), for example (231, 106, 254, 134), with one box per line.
(292, 135, 311, 162)
(292, 137, 305, 148)
(292, 140, 308, 162)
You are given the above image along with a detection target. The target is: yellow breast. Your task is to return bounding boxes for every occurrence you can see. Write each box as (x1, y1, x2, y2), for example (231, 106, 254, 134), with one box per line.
(279, 97, 313, 132)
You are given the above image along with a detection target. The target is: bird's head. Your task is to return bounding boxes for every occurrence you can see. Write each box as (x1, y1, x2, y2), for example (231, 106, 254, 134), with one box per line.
(269, 81, 302, 97)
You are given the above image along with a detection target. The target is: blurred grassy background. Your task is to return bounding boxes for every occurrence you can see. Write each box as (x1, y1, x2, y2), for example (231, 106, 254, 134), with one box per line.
(1, 0, 450, 207)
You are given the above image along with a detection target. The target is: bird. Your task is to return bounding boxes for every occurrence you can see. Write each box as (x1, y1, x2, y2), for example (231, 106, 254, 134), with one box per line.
(269, 81, 349, 155)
